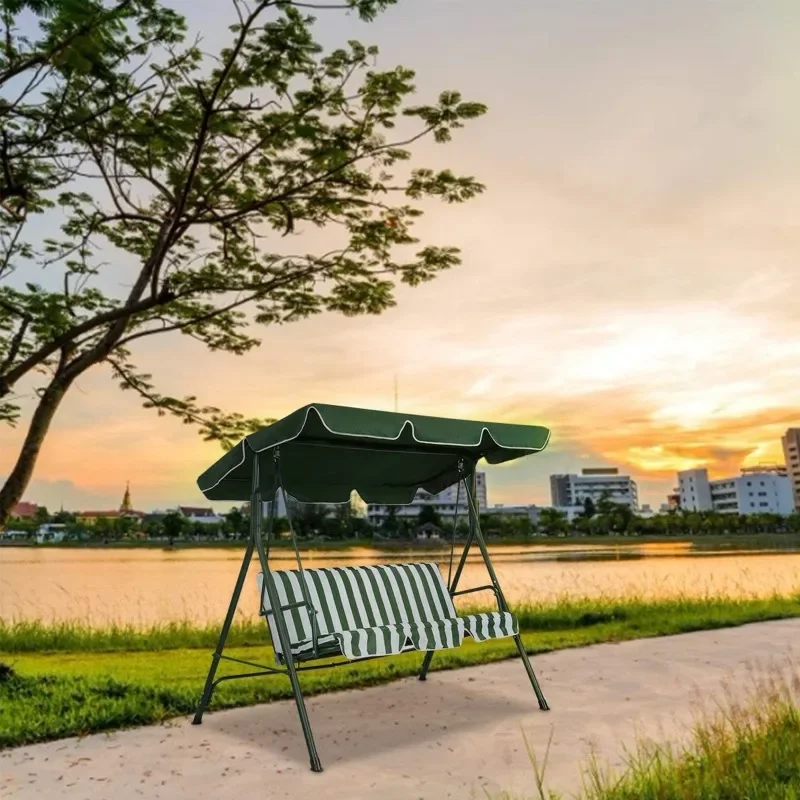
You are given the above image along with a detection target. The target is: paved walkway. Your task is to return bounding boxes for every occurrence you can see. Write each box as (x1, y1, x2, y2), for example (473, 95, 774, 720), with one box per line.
(2, 619, 798, 799)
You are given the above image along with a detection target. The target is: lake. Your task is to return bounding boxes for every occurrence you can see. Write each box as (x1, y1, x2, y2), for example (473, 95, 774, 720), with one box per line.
(2, 540, 800, 627)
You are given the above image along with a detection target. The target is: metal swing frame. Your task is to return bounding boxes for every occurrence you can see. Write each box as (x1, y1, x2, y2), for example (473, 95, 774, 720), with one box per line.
(192, 448, 549, 773)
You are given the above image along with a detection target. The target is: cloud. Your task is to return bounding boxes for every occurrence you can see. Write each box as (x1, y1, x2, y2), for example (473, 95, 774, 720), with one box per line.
(5, 0, 800, 511)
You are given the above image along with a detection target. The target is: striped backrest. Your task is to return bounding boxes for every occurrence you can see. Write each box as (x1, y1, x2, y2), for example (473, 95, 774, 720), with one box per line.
(257, 562, 456, 648)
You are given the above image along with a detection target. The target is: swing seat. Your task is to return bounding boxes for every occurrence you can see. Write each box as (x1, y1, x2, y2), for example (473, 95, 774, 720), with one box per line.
(257, 561, 519, 663)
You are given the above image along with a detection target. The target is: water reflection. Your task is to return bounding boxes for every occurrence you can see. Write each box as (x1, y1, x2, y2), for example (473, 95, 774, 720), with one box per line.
(2, 539, 800, 627)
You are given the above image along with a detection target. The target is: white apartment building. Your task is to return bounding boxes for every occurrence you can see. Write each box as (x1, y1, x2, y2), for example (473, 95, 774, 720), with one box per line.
(782, 428, 800, 509)
(677, 468, 713, 511)
(678, 467, 794, 515)
(367, 473, 487, 526)
(549, 468, 638, 510)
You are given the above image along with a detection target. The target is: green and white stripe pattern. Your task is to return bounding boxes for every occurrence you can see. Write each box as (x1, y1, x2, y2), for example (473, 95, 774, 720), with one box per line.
(257, 562, 518, 662)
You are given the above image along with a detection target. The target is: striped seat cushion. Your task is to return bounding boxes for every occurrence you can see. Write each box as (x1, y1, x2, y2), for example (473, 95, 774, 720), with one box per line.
(256, 562, 517, 663)
(460, 611, 518, 642)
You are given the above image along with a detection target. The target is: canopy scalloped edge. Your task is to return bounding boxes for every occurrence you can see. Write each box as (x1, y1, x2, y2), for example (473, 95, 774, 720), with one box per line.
(197, 403, 551, 502)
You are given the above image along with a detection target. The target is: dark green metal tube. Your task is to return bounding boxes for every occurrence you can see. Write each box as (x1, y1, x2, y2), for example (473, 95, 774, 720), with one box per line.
(192, 526, 255, 724)
(419, 468, 476, 681)
(253, 453, 324, 772)
(464, 477, 549, 711)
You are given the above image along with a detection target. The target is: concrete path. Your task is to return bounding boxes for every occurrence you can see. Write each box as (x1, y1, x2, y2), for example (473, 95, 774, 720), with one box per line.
(2, 619, 798, 800)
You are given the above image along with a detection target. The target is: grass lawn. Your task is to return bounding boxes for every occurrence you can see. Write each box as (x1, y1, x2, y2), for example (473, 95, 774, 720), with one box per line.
(2, 592, 800, 749)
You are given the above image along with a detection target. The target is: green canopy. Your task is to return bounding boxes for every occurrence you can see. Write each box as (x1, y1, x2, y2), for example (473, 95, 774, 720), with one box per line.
(196, 403, 550, 504)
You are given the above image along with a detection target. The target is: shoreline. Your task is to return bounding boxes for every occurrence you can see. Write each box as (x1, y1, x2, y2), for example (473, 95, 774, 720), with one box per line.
(3, 532, 800, 551)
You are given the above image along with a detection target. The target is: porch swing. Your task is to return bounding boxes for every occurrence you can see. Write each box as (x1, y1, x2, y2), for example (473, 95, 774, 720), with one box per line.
(191, 403, 551, 773)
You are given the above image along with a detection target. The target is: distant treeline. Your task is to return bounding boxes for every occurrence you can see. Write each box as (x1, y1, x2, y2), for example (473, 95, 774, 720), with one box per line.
(5, 496, 800, 543)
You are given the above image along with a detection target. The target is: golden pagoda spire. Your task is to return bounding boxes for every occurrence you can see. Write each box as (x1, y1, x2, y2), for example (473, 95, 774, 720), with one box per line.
(120, 481, 132, 513)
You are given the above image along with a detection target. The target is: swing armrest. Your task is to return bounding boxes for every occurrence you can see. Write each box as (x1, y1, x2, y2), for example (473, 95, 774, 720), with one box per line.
(452, 584, 502, 606)
(262, 599, 317, 615)
(262, 599, 322, 658)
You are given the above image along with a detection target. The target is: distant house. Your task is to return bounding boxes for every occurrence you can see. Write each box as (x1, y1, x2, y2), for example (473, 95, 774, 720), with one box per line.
(177, 506, 224, 525)
(415, 522, 442, 541)
(11, 501, 39, 519)
(0, 530, 31, 542)
(35, 524, 67, 544)
(76, 509, 145, 523)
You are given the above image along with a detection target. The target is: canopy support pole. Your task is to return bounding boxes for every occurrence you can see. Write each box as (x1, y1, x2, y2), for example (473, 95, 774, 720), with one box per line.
(192, 518, 255, 725)
(253, 451, 323, 773)
(418, 470, 476, 681)
(463, 472, 549, 711)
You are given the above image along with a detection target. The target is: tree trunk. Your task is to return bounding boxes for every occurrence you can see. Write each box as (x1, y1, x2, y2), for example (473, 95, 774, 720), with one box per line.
(0, 376, 74, 526)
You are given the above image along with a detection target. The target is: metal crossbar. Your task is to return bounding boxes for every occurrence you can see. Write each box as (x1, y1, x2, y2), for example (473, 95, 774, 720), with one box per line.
(451, 584, 499, 600)
(218, 653, 283, 672)
(260, 598, 310, 616)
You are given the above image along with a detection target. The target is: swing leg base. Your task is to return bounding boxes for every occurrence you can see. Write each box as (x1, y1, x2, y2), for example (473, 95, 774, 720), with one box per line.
(310, 760, 324, 773)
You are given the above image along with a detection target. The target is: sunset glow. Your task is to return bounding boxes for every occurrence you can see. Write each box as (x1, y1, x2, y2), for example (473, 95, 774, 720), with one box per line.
(2, 0, 800, 513)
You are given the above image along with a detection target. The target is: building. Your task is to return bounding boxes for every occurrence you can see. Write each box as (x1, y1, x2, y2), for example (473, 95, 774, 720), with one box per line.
(415, 522, 442, 541)
(35, 523, 67, 544)
(666, 490, 681, 511)
(367, 473, 488, 526)
(0, 529, 30, 541)
(781, 428, 800, 508)
(10, 501, 39, 519)
(550, 505, 586, 523)
(77, 482, 145, 524)
(677, 468, 713, 511)
(549, 468, 638, 510)
(176, 506, 224, 525)
(741, 464, 788, 477)
(678, 467, 794, 515)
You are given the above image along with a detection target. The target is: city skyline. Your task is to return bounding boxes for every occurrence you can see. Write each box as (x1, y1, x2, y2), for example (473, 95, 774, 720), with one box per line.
(3, 0, 800, 512)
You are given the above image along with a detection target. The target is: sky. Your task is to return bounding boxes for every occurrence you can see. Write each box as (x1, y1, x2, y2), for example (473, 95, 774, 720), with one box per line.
(3, 0, 800, 513)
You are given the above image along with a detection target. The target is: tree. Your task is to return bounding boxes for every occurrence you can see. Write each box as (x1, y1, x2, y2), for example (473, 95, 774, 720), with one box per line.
(224, 506, 247, 539)
(380, 504, 398, 537)
(162, 510, 187, 544)
(91, 515, 113, 540)
(581, 497, 596, 518)
(537, 507, 568, 537)
(0, 0, 487, 525)
(142, 515, 164, 538)
(112, 514, 136, 537)
(418, 504, 440, 528)
(294, 503, 326, 538)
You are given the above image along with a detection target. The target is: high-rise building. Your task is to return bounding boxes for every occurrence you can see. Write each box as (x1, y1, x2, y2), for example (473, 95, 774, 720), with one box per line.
(781, 429, 800, 508)
(676, 467, 794, 515)
(549, 468, 638, 509)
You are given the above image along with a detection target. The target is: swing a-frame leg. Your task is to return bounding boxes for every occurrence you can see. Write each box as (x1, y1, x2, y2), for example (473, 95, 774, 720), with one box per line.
(192, 530, 255, 725)
(192, 454, 323, 772)
(418, 468, 549, 712)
